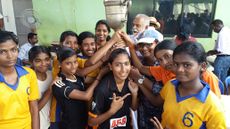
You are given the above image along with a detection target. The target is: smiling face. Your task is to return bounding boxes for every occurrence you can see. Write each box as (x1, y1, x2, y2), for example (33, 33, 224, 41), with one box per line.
(132, 17, 146, 35)
(31, 52, 51, 74)
(155, 49, 174, 70)
(137, 42, 156, 57)
(0, 40, 18, 68)
(109, 54, 131, 83)
(95, 23, 109, 43)
(173, 53, 202, 83)
(81, 37, 96, 57)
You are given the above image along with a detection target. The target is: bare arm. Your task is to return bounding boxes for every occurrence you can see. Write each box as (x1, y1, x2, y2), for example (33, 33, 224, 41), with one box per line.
(29, 100, 40, 129)
(128, 80, 139, 110)
(76, 59, 104, 77)
(84, 31, 121, 67)
(38, 88, 52, 111)
(119, 32, 151, 76)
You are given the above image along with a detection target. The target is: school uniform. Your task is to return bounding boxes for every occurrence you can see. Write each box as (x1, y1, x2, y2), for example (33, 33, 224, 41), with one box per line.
(160, 79, 226, 129)
(0, 65, 39, 129)
(89, 72, 132, 129)
(52, 74, 87, 129)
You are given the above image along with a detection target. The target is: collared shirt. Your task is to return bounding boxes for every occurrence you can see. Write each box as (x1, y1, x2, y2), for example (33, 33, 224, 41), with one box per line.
(0, 65, 39, 128)
(52, 73, 87, 129)
(18, 42, 33, 60)
(160, 79, 226, 129)
(215, 26, 230, 55)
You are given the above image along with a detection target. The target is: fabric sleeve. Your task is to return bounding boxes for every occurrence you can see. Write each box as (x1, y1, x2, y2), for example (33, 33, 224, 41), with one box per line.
(52, 81, 75, 99)
(201, 70, 221, 98)
(89, 86, 106, 117)
(160, 81, 171, 100)
(149, 66, 162, 81)
(18, 45, 27, 60)
(26, 68, 40, 101)
(206, 110, 226, 129)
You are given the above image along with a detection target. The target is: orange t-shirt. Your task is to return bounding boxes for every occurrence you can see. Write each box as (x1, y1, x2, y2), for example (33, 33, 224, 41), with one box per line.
(149, 66, 175, 84)
(149, 66, 221, 98)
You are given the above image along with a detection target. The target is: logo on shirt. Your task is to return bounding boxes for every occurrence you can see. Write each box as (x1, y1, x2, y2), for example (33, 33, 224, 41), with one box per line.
(110, 116, 127, 129)
(182, 112, 194, 127)
(26, 87, 30, 95)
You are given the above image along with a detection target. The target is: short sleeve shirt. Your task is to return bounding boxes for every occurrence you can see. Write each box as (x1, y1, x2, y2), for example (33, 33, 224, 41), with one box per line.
(89, 72, 132, 129)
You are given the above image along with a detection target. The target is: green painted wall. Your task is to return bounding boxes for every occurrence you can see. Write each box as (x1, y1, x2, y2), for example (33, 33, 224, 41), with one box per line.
(32, 0, 105, 45)
(33, 0, 230, 51)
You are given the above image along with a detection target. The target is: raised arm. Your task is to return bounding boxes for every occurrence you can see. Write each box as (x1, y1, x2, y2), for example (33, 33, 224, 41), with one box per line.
(84, 31, 121, 67)
(119, 32, 151, 76)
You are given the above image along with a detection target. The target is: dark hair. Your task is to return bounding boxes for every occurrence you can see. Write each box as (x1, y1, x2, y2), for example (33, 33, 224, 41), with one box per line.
(108, 48, 130, 64)
(58, 47, 76, 63)
(28, 32, 37, 40)
(95, 20, 111, 33)
(173, 41, 206, 64)
(95, 20, 111, 41)
(59, 30, 78, 43)
(78, 31, 95, 46)
(28, 46, 51, 62)
(0, 31, 19, 45)
(154, 40, 177, 56)
(177, 25, 192, 41)
(211, 19, 223, 26)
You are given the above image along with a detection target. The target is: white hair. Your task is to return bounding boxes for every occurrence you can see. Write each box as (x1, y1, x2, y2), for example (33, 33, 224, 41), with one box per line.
(135, 14, 150, 27)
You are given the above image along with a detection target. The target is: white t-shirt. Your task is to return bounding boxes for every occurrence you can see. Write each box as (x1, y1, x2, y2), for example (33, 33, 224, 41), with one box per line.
(0, 13, 3, 19)
(214, 26, 230, 55)
(37, 70, 53, 129)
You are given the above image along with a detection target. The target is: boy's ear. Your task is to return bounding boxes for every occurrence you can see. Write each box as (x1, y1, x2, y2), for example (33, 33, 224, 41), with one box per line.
(200, 62, 207, 72)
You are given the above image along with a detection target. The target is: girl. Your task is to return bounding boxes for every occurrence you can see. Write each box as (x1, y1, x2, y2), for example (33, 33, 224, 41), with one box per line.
(29, 46, 53, 129)
(0, 31, 39, 129)
(148, 42, 226, 128)
(120, 32, 221, 97)
(95, 20, 111, 49)
(52, 47, 105, 129)
(88, 48, 139, 129)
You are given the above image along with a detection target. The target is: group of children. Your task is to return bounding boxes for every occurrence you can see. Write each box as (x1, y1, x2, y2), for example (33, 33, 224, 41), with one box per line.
(0, 18, 227, 129)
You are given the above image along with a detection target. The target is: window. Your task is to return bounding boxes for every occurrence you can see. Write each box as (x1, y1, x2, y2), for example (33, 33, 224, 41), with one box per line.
(127, 0, 217, 37)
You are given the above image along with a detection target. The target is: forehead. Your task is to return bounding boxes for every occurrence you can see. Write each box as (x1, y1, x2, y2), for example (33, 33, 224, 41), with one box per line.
(96, 24, 108, 30)
(155, 49, 173, 58)
(133, 17, 143, 25)
(82, 37, 95, 44)
(62, 54, 77, 62)
(34, 53, 50, 59)
(65, 35, 77, 41)
(112, 54, 130, 63)
(173, 53, 196, 63)
(0, 40, 17, 49)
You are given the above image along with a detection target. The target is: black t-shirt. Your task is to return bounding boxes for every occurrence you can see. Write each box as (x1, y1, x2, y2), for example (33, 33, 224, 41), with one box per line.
(52, 74, 87, 129)
(90, 72, 132, 129)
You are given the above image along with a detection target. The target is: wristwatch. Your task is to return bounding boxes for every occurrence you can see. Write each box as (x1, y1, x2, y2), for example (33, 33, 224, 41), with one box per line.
(137, 75, 145, 85)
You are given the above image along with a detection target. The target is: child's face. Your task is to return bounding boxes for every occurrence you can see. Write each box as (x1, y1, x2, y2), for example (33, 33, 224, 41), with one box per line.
(137, 43, 156, 57)
(0, 40, 18, 68)
(61, 55, 78, 77)
(62, 36, 78, 51)
(109, 54, 131, 82)
(173, 53, 202, 83)
(95, 24, 109, 42)
(32, 52, 51, 73)
(81, 37, 96, 57)
(155, 49, 174, 70)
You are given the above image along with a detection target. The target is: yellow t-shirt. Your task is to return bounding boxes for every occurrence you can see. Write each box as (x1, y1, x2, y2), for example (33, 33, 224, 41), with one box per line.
(160, 79, 226, 129)
(0, 65, 39, 128)
(77, 55, 100, 78)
